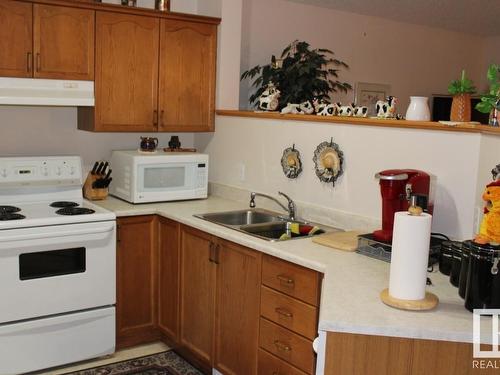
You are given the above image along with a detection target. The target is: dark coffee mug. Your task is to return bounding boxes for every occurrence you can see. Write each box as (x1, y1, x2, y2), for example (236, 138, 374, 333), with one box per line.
(140, 137, 158, 152)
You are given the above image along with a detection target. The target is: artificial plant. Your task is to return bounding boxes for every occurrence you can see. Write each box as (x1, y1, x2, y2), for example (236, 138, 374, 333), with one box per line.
(476, 64, 500, 114)
(241, 40, 352, 109)
(448, 70, 476, 95)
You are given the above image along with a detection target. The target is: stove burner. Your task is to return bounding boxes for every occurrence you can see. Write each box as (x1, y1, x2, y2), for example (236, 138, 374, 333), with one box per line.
(50, 201, 80, 208)
(0, 213, 25, 221)
(0, 205, 21, 214)
(56, 207, 95, 216)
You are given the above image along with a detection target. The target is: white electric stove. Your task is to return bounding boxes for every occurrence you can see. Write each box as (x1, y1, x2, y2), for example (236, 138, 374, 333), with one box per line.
(0, 156, 116, 375)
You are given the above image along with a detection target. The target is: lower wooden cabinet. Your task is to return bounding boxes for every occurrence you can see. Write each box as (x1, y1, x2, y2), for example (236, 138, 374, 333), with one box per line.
(214, 239, 261, 375)
(116, 215, 159, 348)
(178, 226, 262, 375)
(325, 332, 497, 375)
(179, 225, 217, 365)
(158, 217, 180, 343)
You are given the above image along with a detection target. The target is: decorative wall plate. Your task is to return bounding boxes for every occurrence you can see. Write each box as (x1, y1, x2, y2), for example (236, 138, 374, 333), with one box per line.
(313, 139, 344, 186)
(281, 144, 303, 179)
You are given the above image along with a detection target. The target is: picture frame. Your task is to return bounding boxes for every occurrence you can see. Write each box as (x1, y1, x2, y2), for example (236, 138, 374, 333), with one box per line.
(355, 82, 391, 116)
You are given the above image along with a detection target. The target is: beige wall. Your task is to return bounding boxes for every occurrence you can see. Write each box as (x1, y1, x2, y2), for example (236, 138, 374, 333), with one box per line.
(0, 106, 194, 171)
(197, 115, 486, 240)
(239, 0, 486, 112)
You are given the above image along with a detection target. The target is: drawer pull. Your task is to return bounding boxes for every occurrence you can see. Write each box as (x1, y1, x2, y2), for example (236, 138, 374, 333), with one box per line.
(276, 274, 295, 286)
(274, 340, 292, 352)
(275, 307, 293, 318)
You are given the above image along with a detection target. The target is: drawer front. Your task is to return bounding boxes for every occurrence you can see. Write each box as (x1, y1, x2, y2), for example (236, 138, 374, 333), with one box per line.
(261, 286, 317, 340)
(259, 318, 315, 374)
(258, 348, 308, 375)
(262, 255, 320, 306)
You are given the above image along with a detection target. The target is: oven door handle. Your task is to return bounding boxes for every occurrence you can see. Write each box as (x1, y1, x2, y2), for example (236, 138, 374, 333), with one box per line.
(0, 223, 115, 243)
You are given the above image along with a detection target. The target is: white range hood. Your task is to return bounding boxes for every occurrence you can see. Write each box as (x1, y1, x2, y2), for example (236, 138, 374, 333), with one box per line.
(0, 77, 94, 106)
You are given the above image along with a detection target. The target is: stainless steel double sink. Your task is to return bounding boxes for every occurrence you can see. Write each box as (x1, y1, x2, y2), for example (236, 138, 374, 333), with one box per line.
(194, 208, 337, 242)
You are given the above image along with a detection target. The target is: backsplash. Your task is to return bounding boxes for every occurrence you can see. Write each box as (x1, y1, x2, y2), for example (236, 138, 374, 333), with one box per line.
(0, 106, 195, 170)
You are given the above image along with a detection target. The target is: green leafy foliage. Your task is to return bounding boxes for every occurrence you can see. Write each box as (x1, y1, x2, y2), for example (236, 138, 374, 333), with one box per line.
(240, 41, 352, 109)
(448, 70, 476, 95)
(475, 64, 500, 113)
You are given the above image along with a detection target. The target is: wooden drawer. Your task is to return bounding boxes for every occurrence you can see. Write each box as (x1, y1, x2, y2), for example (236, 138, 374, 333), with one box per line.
(258, 348, 308, 375)
(261, 286, 317, 340)
(259, 318, 315, 374)
(262, 255, 320, 306)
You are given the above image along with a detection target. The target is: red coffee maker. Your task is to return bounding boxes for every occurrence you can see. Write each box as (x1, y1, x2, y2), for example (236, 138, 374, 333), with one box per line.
(373, 169, 433, 243)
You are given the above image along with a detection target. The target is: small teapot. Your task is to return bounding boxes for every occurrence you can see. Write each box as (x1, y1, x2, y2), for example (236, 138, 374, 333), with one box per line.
(140, 137, 158, 152)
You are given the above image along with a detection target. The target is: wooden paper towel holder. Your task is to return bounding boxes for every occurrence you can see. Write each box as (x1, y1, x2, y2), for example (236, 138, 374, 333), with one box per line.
(380, 289, 438, 311)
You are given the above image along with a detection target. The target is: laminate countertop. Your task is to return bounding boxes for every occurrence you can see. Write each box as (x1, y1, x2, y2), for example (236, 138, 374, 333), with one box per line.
(94, 195, 486, 344)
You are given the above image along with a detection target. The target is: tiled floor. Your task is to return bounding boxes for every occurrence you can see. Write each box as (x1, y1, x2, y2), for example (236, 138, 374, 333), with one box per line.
(32, 341, 170, 375)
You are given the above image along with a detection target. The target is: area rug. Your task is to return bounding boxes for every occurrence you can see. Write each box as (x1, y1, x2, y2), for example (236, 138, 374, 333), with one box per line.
(63, 350, 203, 375)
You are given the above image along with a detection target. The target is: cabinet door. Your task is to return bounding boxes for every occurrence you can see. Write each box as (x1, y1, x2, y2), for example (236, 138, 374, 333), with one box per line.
(94, 12, 159, 132)
(158, 217, 180, 344)
(158, 19, 217, 132)
(215, 240, 261, 375)
(0, 1, 32, 78)
(179, 225, 216, 365)
(116, 216, 158, 349)
(33, 4, 94, 80)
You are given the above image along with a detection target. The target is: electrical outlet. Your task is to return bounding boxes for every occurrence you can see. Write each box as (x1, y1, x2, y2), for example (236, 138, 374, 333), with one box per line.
(238, 163, 246, 182)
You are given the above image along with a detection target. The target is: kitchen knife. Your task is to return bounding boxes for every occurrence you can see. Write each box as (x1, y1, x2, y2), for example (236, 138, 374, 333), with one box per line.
(101, 162, 109, 176)
(104, 169, 112, 180)
(103, 178, 112, 188)
(91, 161, 99, 175)
(95, 161, 104, 175)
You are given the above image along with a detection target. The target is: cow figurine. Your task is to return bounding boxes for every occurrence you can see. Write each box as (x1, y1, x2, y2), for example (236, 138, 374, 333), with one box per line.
(281, 100, 315, 115)
(258, 82, 280, 111)
(376, 96, 398, 118)
(338, 103, 354, 117)
(313, 98, 337, 116)
(353, 106, 368, 117)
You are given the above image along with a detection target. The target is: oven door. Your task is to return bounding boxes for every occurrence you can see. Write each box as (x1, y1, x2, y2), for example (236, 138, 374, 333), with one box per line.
(0, 221, 115, 323)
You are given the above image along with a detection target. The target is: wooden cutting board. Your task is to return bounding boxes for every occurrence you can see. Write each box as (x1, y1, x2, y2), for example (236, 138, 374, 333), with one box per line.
(312, 230, 363, 251)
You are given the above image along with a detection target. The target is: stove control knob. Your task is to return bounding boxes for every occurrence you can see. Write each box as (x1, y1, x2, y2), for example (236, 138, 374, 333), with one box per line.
(0, 169, 7, 178)
(69, 166, 76, 175)
(55, 167, 62, 176)
(42, 167, 49, 177)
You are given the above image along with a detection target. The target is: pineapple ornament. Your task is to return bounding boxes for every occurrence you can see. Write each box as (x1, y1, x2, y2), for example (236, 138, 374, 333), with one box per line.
(448, 70, 476, 122)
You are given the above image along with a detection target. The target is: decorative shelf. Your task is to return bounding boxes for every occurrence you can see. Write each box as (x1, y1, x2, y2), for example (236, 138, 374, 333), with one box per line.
(216, 110, 500, 136)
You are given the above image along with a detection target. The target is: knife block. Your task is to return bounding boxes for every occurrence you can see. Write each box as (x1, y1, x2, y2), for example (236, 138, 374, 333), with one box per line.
(83, 173, 108, 201)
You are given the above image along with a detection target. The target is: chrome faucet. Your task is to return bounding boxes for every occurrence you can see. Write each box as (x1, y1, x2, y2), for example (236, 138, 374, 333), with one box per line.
(249, 191, 297, 220)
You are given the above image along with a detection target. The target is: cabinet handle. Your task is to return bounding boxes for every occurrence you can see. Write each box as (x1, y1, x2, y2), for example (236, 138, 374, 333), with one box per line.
(274, 340, 291, 352)
(27, 52, 32, 73)
(153, 110, 158, 128)
(116, 224, 121, 243)
(276, 274, 295, 286)
(214, 243, 220, 265)
(209, 242, 215, 263)
(36, 53, 41, 72)
(275, 307, 293, 318)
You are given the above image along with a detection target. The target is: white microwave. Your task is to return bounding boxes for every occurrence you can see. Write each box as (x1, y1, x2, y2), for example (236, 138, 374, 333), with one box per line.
(109, 150, 208, 203)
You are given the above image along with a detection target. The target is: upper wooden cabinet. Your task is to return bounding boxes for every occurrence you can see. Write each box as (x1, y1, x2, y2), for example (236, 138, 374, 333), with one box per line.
(0, 1, 94, 80)
(78, 12, 218, 132)
(87, 11, 160, 132)
(0, 1, 32, 78)
(158, 20, 217, 132)
(33, 4, 94, 80)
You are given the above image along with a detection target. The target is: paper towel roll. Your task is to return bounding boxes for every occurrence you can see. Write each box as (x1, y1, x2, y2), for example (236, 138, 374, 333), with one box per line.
(388, 211, 432, 300)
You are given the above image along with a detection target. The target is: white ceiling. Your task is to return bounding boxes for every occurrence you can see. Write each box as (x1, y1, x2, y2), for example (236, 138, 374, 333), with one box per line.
(286, 0, 500, 36)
